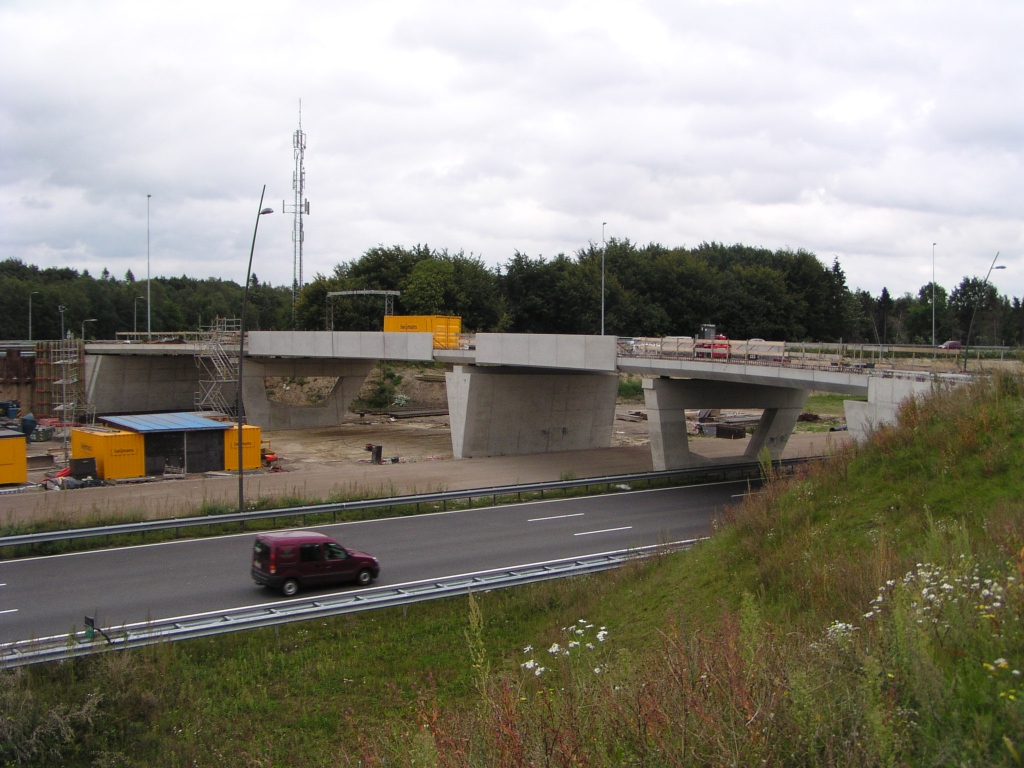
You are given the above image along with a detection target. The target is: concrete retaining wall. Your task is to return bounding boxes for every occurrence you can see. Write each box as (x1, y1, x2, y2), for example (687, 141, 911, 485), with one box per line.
(446, 365, 618, 459)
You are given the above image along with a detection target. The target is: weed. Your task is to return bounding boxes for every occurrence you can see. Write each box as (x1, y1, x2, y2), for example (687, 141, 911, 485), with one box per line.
(617, 375, 643, 400)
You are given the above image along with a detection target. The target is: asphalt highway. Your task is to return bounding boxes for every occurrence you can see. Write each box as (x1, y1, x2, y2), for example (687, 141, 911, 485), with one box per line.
(0, 480, 753, 643)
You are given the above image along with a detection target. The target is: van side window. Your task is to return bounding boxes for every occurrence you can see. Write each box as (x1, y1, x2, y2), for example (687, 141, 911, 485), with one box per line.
(324, 543, 347, 560)
(300, 543, 322, 562)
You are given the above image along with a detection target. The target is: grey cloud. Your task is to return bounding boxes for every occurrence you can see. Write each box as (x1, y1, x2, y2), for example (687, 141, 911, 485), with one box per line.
(1, 0, 1023, 300)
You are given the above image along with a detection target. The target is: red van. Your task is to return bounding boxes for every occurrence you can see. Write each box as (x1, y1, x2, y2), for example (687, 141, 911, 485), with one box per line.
(251, 530, 380, 596)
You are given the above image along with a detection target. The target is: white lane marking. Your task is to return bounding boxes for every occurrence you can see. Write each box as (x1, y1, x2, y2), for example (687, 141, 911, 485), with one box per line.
(574, 526, 633, 536)
(0, 608, 18, 615)
(528, 513, 585, 522)
(0, 480, 747, 564)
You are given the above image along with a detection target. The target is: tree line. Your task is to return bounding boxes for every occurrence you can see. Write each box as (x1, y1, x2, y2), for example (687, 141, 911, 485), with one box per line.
(0, 259, 290, 341)
(296, 241, 1023, 346)
(1, 242, 1022, 345)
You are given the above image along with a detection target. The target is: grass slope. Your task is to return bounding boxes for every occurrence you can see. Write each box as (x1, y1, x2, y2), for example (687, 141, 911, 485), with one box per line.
(4, 376, 1024, 766)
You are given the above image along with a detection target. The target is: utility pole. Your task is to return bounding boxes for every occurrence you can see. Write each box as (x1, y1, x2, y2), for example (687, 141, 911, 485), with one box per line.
(28, 291, 38, 341)
(147, 194, 152, 340)
(932, 242, 937, 347)
(601, 222, 607, 335)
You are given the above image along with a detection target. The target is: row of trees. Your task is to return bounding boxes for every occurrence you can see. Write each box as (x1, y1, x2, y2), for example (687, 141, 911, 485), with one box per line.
(1, 243, 1021, 346)
(297, 241, 1022, 345)
(0, 260, 290, 341)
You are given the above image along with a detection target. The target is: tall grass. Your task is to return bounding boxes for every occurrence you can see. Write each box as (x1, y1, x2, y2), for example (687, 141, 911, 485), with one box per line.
(384, 374, 1024, 766)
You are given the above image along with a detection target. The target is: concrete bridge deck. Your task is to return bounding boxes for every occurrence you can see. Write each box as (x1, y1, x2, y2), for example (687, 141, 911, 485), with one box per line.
(84, 331, 958, 470)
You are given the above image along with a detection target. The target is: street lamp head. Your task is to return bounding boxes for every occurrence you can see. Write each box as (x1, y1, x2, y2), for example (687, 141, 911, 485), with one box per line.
(260, 207, 274, 215)
(994, 265, 1007, 270)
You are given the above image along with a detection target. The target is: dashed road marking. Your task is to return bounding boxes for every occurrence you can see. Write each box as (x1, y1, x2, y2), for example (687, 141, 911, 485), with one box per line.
(574, 526, 632, 536)
(528, 513, 585, 522)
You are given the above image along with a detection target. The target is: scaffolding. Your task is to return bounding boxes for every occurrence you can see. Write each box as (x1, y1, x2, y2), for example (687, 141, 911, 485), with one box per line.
(34, 339, 91, 424)
(194, 318, 241, 415)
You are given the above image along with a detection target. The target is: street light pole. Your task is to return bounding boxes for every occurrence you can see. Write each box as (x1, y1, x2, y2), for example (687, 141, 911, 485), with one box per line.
(931, 242, 936, 347)
(133, 296, 144, 335)
(962, 252, 1006, 372)
(238, 187, 274, 514)
(58, 304, 67, 465)
(81, 318, 96, 341)
(147, 194, 152, 340)
(28, 291, 39, 341)
(601, 222, 607, 336)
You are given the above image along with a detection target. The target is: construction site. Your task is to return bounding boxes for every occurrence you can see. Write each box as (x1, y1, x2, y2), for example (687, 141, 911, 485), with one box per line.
(0, 317, 876, 526)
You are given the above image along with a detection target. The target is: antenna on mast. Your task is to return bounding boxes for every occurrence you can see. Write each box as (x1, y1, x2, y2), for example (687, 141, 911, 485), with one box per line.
(284, 99, 308, 323)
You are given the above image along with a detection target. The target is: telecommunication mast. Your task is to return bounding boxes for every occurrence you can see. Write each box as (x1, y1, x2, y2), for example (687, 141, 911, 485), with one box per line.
(283, 102, 309, 321)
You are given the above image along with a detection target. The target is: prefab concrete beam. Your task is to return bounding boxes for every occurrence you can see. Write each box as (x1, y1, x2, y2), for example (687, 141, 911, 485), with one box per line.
(643, 377, 809, 470)
(247, 331, 434, 361)
(446, 365, 618, 459)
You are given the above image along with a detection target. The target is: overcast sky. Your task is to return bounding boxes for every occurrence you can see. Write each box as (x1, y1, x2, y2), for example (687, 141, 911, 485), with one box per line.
(2, 0, 1023, 299)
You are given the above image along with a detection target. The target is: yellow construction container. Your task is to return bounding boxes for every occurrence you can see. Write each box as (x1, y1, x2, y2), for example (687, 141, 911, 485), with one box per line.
(71, 427, 145, 480)
(224, 424, 262, 471)
(383, 315, 462, 349)
(0, 430, 27, 485)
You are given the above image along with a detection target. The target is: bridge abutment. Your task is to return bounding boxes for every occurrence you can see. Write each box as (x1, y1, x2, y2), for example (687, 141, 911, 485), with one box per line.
(844, 377, 934, 441)
(86, 354, 204, 414)
(446, 365, 618, 459)
(643, 377, 808, 470)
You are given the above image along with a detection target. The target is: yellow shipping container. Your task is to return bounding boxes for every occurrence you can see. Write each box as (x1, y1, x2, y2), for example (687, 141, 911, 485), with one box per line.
(0, 431, 28, 485)
(71, 427, 145, 480)
(383, 315, 462, 349)
(224, 424, 262, 471)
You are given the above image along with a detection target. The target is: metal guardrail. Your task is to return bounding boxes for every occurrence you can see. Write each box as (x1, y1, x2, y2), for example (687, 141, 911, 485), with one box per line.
(0, 459, 805, 550)
(0, 542, 701, 668)
(616, 338, 975, 383)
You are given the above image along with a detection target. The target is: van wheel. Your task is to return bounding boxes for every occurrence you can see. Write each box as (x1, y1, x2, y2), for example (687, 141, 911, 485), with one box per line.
(281, 579, 299, 597)
(356, 569, 373, 586)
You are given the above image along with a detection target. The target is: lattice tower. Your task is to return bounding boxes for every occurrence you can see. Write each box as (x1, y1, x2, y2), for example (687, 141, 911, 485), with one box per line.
(284, 102, 309, 323)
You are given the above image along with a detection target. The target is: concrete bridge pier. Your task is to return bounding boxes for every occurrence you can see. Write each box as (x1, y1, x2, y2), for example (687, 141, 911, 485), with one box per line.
(643, 377, 809, 470)
(241, 359, 374, 430)
(446, 365, 618, 459)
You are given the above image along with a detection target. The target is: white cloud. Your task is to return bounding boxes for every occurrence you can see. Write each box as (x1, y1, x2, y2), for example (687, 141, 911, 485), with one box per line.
(1, 0, 1022, 301)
